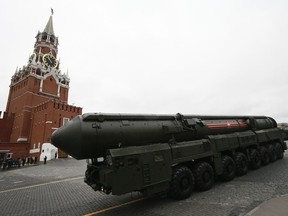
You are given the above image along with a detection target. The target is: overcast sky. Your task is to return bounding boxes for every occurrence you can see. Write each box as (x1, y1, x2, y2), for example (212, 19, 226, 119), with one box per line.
(1, 0, 288, 123)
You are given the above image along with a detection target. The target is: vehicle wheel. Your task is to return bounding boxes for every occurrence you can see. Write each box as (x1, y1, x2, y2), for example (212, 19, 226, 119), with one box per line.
(169, 166, 194, 200)
(267, 144, 277, 162)
(275, 142, 284, 159)
(260, 146, 270, 165)
(249, 149, 261, 169)
(235, 152, 248, 176)
(192, 161, 214, 191)
(221, 155, 236, 181)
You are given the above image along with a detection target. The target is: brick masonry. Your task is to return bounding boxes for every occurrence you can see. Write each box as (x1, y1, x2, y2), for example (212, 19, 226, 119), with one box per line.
(0, 14, 82, 160)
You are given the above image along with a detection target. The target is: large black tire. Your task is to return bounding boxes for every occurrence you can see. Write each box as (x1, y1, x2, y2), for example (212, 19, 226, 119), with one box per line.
(260, 146, 270, 165)
(192, 161, 214, 191)
(169, 166, 194, 200)
(235, 152, 248, 176)
(221, 155, 236, 181)
(267, 144, 277, 162)
(249, 149, 261, 169)
(275, 142, 284, 159)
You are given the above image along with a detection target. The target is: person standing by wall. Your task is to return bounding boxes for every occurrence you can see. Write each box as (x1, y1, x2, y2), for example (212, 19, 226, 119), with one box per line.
(44, 156, 47, 164)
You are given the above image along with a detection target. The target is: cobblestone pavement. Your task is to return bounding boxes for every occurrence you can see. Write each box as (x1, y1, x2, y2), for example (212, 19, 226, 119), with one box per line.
(0, 153, 288, 216)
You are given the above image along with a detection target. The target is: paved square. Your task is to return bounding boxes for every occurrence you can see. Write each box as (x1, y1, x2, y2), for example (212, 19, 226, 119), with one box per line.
(1, 154, 288, 216)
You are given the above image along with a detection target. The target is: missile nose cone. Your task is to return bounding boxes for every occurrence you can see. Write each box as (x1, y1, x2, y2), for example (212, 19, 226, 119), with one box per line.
(51, 116, 82, 159)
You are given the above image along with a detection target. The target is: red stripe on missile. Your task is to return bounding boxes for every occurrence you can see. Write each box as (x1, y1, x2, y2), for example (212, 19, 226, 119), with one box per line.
(207, 122, 248, 129)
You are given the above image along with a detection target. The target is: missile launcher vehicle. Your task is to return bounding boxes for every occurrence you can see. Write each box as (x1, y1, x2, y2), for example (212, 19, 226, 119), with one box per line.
(51, 113, 287, 199)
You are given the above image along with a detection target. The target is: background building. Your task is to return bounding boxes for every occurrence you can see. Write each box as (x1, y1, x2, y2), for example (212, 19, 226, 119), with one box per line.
(0, 13, 82, 161)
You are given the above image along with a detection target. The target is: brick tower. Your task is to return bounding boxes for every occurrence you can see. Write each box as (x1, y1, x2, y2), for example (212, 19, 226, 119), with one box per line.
(0, 12, 82, 160)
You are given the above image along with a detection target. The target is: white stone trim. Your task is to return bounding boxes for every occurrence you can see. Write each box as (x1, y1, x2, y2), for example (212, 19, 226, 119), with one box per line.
(29, 148, 40, 154)
(17, 137, 28, 142)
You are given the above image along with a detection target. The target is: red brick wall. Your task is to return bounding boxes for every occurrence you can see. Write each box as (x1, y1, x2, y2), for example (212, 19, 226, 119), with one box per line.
(0, 142, 29, 159)
(60, 86, 69, 102)
(2, 63, 82, 159)
(0, 112, 14, 142)
(42, 76, 58, 96)
(7, 74, 69, 143)
(29, 100, 82, 158)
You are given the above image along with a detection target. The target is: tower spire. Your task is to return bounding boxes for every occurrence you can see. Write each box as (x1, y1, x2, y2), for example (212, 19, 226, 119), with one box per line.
(43, 10, 55, 35)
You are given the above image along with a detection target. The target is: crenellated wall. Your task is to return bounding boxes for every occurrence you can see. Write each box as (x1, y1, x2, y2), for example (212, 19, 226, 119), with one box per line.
(52, 101, 82, 113)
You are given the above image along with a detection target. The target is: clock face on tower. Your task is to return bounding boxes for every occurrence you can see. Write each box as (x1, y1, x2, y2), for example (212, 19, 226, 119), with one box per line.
(43, 53, 58, 68)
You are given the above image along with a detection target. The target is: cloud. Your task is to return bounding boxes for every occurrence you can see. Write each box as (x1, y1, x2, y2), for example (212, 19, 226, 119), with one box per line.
(1, 0, 288, 123)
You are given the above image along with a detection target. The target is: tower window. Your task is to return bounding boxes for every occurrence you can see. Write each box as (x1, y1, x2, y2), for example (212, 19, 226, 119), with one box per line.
(36, 68, 41, 76)
(50, 36, 55, 43)
(42, 34, 47, 41)
(63, 118, 70, 126)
